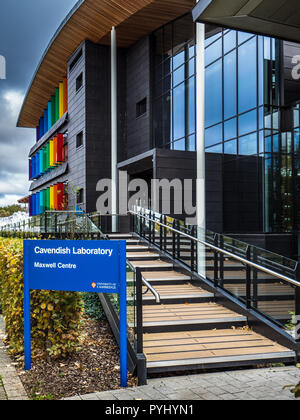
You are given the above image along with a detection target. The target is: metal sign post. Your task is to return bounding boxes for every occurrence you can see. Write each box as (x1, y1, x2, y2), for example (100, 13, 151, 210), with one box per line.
(23, 239, 127, 388)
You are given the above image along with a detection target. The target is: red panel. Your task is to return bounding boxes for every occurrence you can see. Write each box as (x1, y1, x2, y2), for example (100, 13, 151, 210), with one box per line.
(57, 183, 64, 211)
(56, 133, 64, 163)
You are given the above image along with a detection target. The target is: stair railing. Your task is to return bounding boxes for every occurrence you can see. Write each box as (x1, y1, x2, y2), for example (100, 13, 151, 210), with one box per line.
(130, 208, 300, 343)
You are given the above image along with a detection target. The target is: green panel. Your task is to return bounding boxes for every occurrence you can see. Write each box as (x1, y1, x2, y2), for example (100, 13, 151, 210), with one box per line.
(51, 95, 56, 126)
(46, 188, 50, 211)
(55, 88, 60, 122)
(46, 142, 50, 171)
(42, 147, 46, 173)
(43, 190, 47, 211)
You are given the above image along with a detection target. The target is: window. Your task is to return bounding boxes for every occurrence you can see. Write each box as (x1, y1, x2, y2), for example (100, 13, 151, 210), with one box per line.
(77, 188, 84, 205)
(152, 13, 196, 151)
(205, 59, 223, 127)
(76, 131, 84, 148)
(205, 123, 223, 147)
(224, 51, 237, 120)
(136, 98, 147, 118)
(238, 38, 257, 113)
(69, 49, 83, 72)
(76, 73, 83, 92)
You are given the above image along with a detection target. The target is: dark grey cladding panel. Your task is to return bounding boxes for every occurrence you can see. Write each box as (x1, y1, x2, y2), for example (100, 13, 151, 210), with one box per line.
(29, 113, 68, 156)
(126, 36, 151, 160)
(30, 163, 68, 191)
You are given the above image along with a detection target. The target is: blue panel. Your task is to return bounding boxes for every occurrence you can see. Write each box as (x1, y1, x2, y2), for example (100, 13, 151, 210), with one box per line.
(36, 153, 40, 178)
(48, 102, 52, 131)
(44, 110, 48, 134)
(39, 150, 43, 174)
(40, 117, 44, 138)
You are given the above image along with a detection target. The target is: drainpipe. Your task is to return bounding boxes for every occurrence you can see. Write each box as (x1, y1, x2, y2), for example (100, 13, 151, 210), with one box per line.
(111, 26, 118, 232)
(196, 7, 206, 278)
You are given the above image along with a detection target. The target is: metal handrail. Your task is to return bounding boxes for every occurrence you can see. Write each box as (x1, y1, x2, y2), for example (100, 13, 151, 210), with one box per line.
(127, 260, 161, 304)
(141, 277, 161, 304)
(130, 210, 300, 288)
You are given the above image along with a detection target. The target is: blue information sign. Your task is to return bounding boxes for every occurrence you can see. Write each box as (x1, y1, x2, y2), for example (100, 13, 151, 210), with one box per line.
(23, 240, 127, 387)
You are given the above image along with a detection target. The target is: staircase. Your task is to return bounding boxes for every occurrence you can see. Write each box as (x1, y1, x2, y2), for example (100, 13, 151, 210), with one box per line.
(107, 232, 295, 375)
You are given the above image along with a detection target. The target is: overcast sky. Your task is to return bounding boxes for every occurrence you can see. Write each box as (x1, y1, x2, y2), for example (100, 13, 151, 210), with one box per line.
(0, 0, 78, 206)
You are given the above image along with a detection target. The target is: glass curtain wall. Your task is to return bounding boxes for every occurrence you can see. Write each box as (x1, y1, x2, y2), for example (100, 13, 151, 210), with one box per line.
(152, 14, 300, 240)
(152, 14, 196, 151)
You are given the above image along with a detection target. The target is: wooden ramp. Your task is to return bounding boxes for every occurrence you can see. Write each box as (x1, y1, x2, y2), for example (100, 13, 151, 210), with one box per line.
(107, 233, 296, 374)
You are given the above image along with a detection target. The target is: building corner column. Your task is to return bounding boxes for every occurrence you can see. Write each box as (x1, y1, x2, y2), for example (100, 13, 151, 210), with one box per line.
(196, 6, 206, 278)
(111, 26, 118, 232)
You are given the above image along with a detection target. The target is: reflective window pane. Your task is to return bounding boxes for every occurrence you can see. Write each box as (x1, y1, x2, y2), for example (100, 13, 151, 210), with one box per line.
(239, 133, 258, 155)
(224, 139, 237, 155)
(239, 109, 257, 136)
(173, 64, 185, 87)
(206, 59, 223, 127)
(172, 138, 186, 151)
(206, 38, 222, 65)
(238, 31, 253, 44)
(224, 30, 236, 54)
(187, 134, 196, 151)
(205, 32, 222, 48)
(205, 123, 223, 147)
(224, 118, 237, 141)
(173, 49, 185, 70)
(206, 143, 223, 153)
(187, 76, 196, 135)
(173, 83, 185, 140)
(224, 50, 237, 119)
(238, 38, 257, 113)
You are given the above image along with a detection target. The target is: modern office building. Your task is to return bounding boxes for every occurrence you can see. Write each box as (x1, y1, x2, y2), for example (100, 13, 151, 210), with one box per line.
(17, 0, 300, 259)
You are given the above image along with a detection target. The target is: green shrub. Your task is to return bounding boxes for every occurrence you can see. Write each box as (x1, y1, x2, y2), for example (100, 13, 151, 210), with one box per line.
(0, 238, 84, 360)
(81, 292, 106, 321)
(0, 205, 24, 218)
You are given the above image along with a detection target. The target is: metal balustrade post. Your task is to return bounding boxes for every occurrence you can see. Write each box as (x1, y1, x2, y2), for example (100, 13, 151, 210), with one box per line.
(214, 234, 219, 288)
(160, 215, 163, 249)
(172, 220, 176, 260)
(246, 246, 252, 309)
(219, 235, 224, 288)
(252, 247, 258, 309)
(135, 268, 143, 354)
(176, 220, 181, 260)
(191, 226, 196, 272)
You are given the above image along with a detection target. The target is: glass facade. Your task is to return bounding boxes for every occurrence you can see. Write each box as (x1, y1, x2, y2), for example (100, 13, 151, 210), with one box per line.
(152, 14, 300, 242)
(153, 14, 196, 152)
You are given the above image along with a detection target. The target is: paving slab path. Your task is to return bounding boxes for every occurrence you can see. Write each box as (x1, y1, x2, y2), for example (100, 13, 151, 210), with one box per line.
(0, 316, 28, 400)
(64, 366, 300, 401)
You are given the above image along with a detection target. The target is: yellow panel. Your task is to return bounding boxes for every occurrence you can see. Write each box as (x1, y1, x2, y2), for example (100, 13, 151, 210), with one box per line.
(59, 82, 63, 119)
(49, 139, 54, 167)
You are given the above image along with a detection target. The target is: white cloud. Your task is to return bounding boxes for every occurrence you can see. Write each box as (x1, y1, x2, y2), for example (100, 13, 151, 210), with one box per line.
(0, 89, 34, 205)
